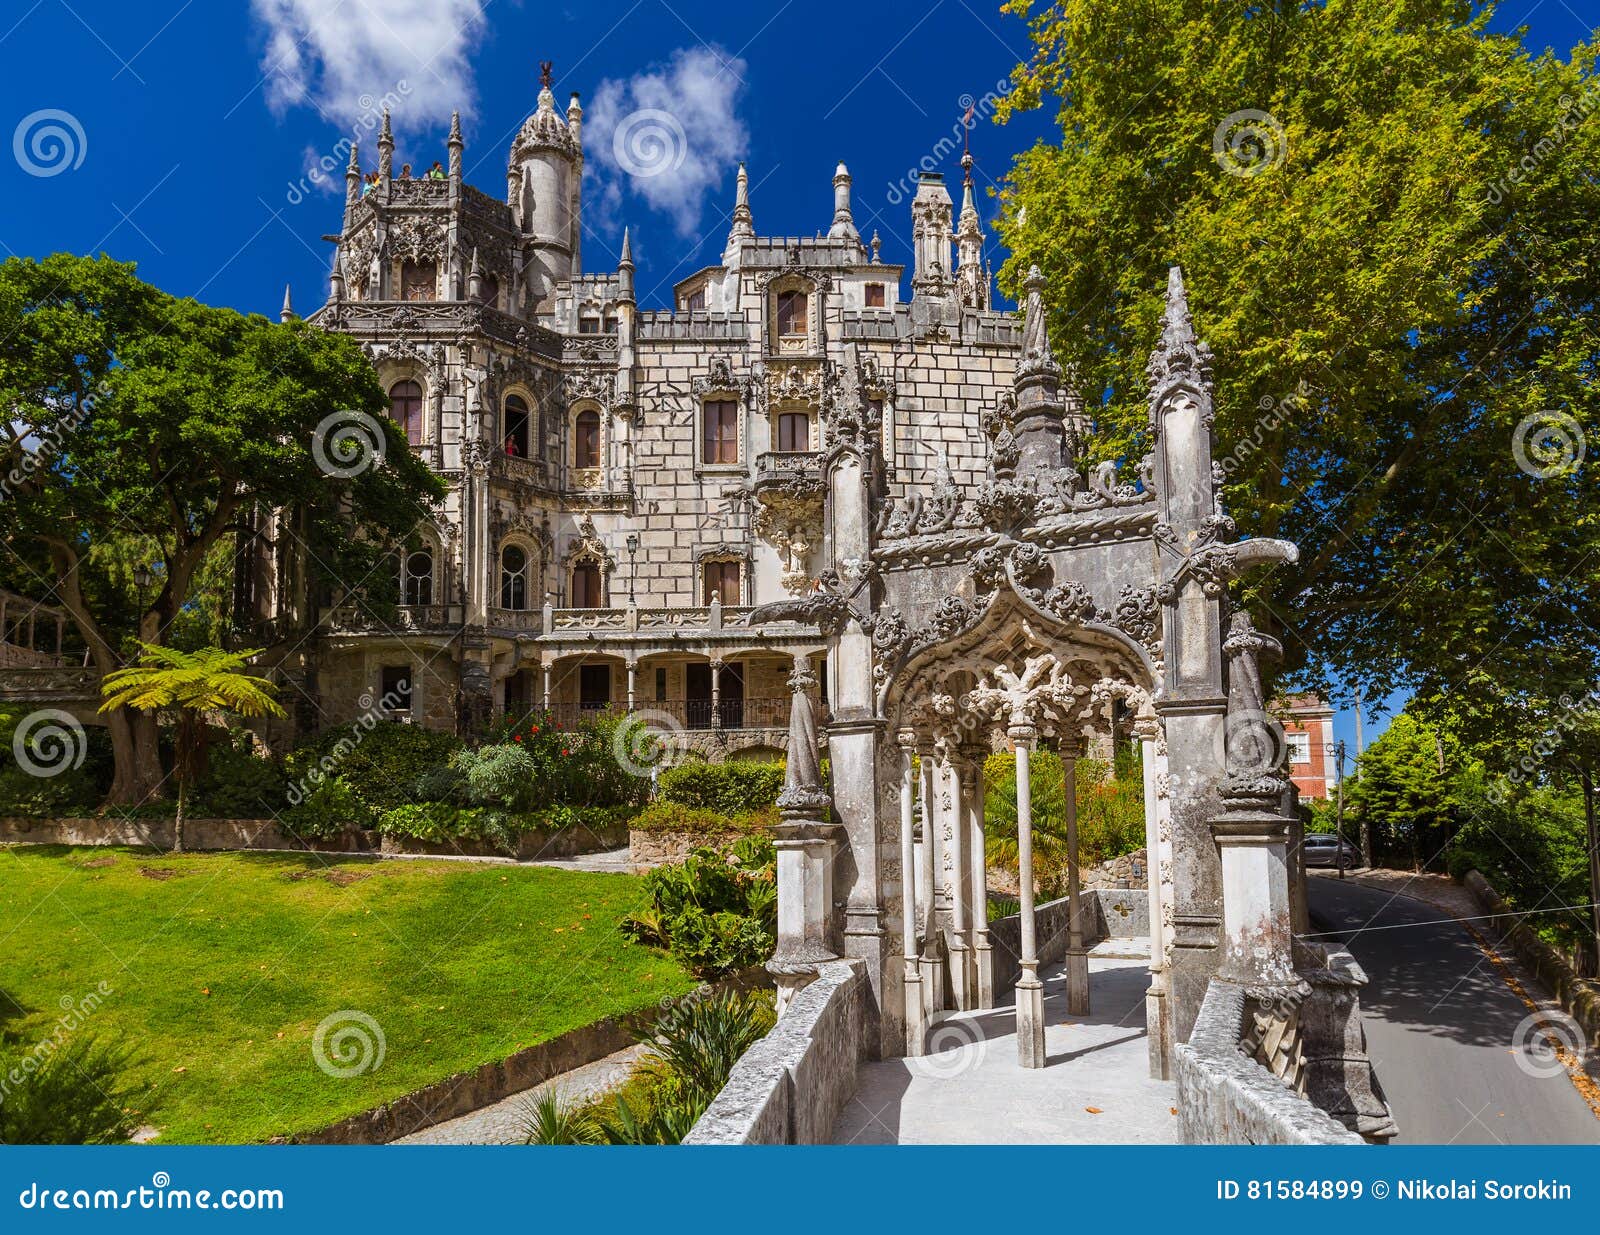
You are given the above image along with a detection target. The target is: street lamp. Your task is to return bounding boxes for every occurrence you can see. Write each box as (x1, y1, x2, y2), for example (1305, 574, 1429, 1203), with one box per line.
(625, 532, 640, 606)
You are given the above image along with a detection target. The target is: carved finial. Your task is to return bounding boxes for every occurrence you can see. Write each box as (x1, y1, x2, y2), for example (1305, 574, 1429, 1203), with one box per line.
(1161, 265, 1196, 352)
(346, 142, 360, 176)
(379, 109, 392, 144)
(870, 229, 881, 262)
(449, 110, 462, 144)
(279, 283, 294, 322)
(828, 160, 859, 244)
(1147, 264, 1214, 397)
(619, 225, 633, 266)
(539, 60, 553, 90)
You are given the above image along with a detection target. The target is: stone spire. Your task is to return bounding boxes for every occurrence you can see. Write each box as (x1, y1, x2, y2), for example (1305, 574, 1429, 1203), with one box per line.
(1005, 266, 1070, 478)
(279, 284, 294, 322)
(467, 247, 484, 302)
(955, 151, 988, 310)
(377, 109, 394, 185)
(828, 161, 860, 246)
(328, 248, 345, 302)
(727, 162, 756, 246)
(617, 226, 634, 302)
(447, 110, 463, 182)
(343, 141, 360, 216)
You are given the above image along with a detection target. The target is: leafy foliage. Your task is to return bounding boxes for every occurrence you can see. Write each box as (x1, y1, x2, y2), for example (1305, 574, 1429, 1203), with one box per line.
(982, 750, 1145, 895)
(280, 774, 376, 840)
(190, 727, 288, 819)
(993, 1, 1600, 734)
(627, 799, 778, 835)
(0, 1035, 151, 1145)
(488, 710, 652, 809)
(0, 708, 114, 818)
(621, 835, 778, 978)
(656, 760, 786, 814)
(1348, 713, 1468, 869)
(287, 722, 463, 811)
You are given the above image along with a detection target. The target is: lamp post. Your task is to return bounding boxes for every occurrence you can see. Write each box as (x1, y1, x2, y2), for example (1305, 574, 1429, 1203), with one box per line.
(133, 565, 153, 638)
(625, 532, 639, 606)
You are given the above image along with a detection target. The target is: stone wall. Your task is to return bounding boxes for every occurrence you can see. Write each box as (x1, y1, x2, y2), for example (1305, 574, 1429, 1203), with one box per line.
(1174, 978, 1363, 1145)
(682, 958, 867, 1144)
(985, 893, 1101, 999)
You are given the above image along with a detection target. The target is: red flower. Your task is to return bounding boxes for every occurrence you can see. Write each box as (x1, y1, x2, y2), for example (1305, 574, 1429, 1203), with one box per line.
(561, 749, 570, 757)
(531, 725, 540, 734)
(513, 734, 522, 742)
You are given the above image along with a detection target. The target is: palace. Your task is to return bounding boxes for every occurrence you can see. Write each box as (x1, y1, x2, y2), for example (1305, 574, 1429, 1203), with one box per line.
(257, 72, 1015, 752)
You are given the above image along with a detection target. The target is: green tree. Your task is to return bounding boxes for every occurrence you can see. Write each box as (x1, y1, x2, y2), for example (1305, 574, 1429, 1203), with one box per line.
(0, 254, 445, 802)
(1349, 712, 1465, 868)
(99, 644, 285, 852)
(993, 1, 1600, 732)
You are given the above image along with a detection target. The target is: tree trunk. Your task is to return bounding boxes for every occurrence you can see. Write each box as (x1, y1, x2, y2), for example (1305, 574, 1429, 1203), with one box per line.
(105, 710, 162, 805)
(174, 778, 186, 855)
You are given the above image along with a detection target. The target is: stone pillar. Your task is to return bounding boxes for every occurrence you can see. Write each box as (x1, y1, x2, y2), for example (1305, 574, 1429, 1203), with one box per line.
(941, 738, 973, 1011)
(541, 661, 552, 711)
(1011, 722, 1046, 1068)
(1138, 718, 1172, 1078)
(709, 657, 723, 730)
(769, 662, 839, 1014)
(625, 659, 637, 711)
(898, 730, 927, 1055)
(1061, 738, 1090, 1016)
(961, 744, 993, 1010)
(916, 740, 944, 1013)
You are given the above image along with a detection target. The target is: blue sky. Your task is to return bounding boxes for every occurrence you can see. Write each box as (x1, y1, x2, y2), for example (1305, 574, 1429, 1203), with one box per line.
(1, 0, 1591, 753)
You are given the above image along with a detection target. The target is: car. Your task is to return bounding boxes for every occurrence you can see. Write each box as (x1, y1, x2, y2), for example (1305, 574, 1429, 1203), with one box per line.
(1302, 832, 1362, 870)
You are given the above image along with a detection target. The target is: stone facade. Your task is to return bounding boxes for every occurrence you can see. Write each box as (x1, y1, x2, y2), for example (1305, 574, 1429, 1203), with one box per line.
(257, 74, 1013, 747)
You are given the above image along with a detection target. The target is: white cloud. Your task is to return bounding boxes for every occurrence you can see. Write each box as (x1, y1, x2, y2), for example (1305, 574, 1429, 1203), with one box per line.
(253, 0, 487, 127)
(586, 46, 748, 237)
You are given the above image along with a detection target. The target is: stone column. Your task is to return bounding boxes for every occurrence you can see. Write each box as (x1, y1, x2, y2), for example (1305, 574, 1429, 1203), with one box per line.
(1011, 721, 1046, 1068)
(898, 729, 927, 1055)
(625, 659, 637, 711)
(709, 658, 723, 730)
(941, 738, 973, 1011)
(916, 740, 944, 1013)
(961, 744, 993, 1010)
(1061, 737, 1090, 1016)
(769, 662, 839, 1014)
(1138, 717, 1172, 1078)
(540, 661, 552, 711)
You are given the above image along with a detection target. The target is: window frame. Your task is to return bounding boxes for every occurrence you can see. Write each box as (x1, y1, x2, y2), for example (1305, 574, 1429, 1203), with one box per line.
(388, 379, 425, 447)
(701, 398, 740, 466)
(573, 408, 602, 471)
(702, 559, 742, 606)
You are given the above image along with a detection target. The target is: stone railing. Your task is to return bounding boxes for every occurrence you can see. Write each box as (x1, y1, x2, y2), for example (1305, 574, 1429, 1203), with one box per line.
(546, 602, 754, 635)
(1174, 979, 1364, 1145)
(490, 453, 551, 486)
(753, 451, 822, 488)
(0, 666, 102, 702)
(635, 310, 749, 341)
(538, 698, 790, 732)
(682, 959, 867, 1144)
(840, 310, 901, 341)
(486, 607, 542, 634)
(0, 643, 65, 668)
(324, 604, 465, 635)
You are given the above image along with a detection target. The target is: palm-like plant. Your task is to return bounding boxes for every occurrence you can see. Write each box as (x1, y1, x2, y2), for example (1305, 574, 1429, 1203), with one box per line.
(99, 644, 285, 852)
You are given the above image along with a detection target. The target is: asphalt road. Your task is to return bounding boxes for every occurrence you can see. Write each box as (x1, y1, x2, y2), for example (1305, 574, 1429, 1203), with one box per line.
(1308, 875, 1599, 1144)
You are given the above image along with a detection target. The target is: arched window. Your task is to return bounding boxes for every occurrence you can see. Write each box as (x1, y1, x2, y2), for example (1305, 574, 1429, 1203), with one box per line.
(571, 561, 602, 608)
(500, 544, 529, 610)
(388, 380, 424, 447)
(400, 260, 436, 302)
(776, 412, 810, 453)
(574, 409, 601, 469)
(504, 395, 531, 458)
(702, 560, 741, 605)
(401, 548, 434, 607)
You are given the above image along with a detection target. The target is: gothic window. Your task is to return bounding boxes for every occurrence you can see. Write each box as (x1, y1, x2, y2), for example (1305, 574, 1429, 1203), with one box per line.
(504, 395, 531, 458)
(681, 288, 705, 312)
(574, 409, 601, 469)
(604, 315, 618, 334)
(776, 289, 808, 337)
(388, 380, 424, 447)
(400, 260, 436, 302)
(702, 399, 739, 465)
(401, 548, 434, 607)
(578, 314, 601, 334)
(702, 560, 741, 605)
(864, 282, 886, 308)
(500, 544, 530, 610)
(571, 561, 602, 608)
(776, 411, 811, 453)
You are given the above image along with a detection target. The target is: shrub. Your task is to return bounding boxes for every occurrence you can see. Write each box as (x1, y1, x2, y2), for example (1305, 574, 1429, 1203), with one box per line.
(627, 800, 777, 835)
(657, 761, 785, 814)
(191, 728, 287, 818)
(0, 708, 114, 818)
(521, 987, 775, 1146)
(0, 1035, 152, 1144)
(451, 742, 539, 812)
(281, 774, 377, 839)
(488, 709, 651, 809)
(621, 834, 777, 978)
(287, 722, 463, 810)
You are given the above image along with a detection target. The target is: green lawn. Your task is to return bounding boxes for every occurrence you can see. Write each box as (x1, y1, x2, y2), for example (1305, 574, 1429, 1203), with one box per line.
(0, 846, 695, 1143)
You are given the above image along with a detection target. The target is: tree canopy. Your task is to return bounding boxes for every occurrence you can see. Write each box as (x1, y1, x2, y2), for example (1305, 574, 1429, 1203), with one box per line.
(993, 0, 1600, 747)
(0, 253, 444, 799)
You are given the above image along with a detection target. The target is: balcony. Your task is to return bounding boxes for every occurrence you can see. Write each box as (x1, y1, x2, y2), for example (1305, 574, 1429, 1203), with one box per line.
(487, 607, 542, 634)
(545, 602, 753, 635)
(538, 696, 792, 732)
(325, 604, 465, 636)
(753, 450, 823, 491)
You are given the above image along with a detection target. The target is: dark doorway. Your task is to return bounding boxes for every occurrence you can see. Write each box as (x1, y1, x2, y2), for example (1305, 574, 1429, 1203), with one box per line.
(579, 663, 611, 712)
(686, 661, 743, 729)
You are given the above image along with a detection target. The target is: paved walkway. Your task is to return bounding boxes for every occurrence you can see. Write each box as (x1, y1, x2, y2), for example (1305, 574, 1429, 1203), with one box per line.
(391, 1046, 643, 1145)
(831, 958, 1178, 1144)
